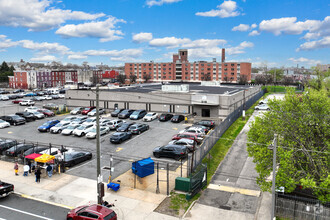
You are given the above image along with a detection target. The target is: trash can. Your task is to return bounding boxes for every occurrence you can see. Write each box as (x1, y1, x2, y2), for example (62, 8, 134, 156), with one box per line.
(132, 157, 154, 178)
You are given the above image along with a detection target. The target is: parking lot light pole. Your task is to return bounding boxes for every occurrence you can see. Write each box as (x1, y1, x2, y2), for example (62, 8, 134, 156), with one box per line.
(96, 85, 102, 204)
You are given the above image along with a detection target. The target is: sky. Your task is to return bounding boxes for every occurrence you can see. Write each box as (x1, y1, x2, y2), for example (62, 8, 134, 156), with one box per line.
(0, 0, 329, 68)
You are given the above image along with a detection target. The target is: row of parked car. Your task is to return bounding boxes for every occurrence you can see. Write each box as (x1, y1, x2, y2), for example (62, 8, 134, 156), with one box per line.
(0, 90, 65, 101)
(152, 120, 216, 160)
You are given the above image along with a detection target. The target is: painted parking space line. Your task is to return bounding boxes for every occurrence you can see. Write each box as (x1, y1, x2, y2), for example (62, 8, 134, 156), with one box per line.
(0, 204, 53, 220)
(8, 131, 12, 134)
(116, 147, 123, 152)
(208, 184, 260, 197)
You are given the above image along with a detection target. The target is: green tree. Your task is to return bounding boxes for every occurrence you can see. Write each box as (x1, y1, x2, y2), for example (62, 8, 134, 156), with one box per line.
(247, 88, 330, 202)
(0, 61, 9, 72)
(308, 68, 330, 91)
(267, 68, 284, 82)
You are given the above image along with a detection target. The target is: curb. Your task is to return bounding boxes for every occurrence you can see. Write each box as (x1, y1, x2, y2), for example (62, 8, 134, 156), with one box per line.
(14, 192, 74, 210)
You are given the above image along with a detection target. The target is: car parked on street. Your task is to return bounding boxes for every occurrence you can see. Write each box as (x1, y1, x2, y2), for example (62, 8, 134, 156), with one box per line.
(72, 124, 94, 137)
(158, 113, 173, 122)
(118, 109, 135, 119)
(130, 110, 147, 120)
(70, 107, 84, 115)
(15, 112, 36, 122)
(61, 124, 81, 135)
(81, 106, 96, 115)
(168, 138, 196, 152)
(0, 115, 26, 126)
(63, 151, 93, 167)
(128, 123, 149, 135)
(116, 122, 135, 132)
(143, 112, 158, 122)
(19, 100, 35, 106)
(0, 95, 9, 101)
(0, 119, 10, 128)
(43, 95, 52, 100)
(66, 204, 116, 220)
(171, 115, 185, 123)
(111, 108, 125, 117)
(50, 121, 71, 134)
(60, 116, 77, 124)
(110, 132, 132, 144)
(38, 119, 60, 132)
(86, 126, 110, 139)
(153, 145, 188, 160)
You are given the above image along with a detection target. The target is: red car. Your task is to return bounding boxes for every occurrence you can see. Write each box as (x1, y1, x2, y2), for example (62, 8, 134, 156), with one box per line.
(37, 109, 55, 117)
(81, 106, 96, 115)
(67, 204, 117, 220)
(172, 132, 203, 144)
(12, 99, 23, 104)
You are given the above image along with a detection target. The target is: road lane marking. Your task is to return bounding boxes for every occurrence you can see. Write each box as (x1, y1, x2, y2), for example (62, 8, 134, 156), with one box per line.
(208, 184, 260, 197)
(0, 204, 54, 220)
(173, 127, 178, 130)
(116, 147, 123, 152)
(8, 132, 12, 134)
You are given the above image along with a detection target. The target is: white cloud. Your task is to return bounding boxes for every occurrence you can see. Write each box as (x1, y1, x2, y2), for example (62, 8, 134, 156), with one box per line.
(297, 36, 330, 51)
(0, 0, 105, 31)
(232, 23, 257, 32)
(132, 32, 153, 43)
(149, 37, 190, 48)
(0, 35, 19, 49)
(19, 40, 70, 54)
(68, 54, 87, 60)
(30, 55, 57, 62)
(146, 0, 182, 7)
(288, 57, 321, 66)
(248, 30, 260, 36)
(196, 0, 241, 18)
(56, 17, 125, 42)
(182, 39, 227, 48)
(226, 41, 254, 55)
(83, 48, 143, 59)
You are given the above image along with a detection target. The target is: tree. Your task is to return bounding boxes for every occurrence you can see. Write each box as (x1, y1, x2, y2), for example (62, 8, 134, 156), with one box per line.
(268, 68, 284, 83)
(129, 74, 137, 83)
(0, 61, 9, 72)
(223, 76, 228, 82)
(116, 74, 126, 85)
(255, 75, 266, 85)
(0, 61, 14, 82)
(143, 73, 152, 83)
(238, 74, 248, 84)
(247, 88, 330, 201)
(308, 68, 330, 91)
(282, 76, 293, 86)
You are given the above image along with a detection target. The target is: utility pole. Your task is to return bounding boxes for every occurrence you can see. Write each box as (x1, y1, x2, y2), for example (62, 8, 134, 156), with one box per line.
(269, 134, 278, 220)
(96, 85, 102, 204)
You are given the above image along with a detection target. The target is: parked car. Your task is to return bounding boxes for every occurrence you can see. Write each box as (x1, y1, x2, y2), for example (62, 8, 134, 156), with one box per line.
(82, 117, 97, 126)
(116, 122, 135, 132)
(19, 100, 35, 106)
(110, 132, 132, 144)
(153, 145, 188, 160)
(179, 127, 205, 136)
(21, 146, 48, 158)
(143, 112, 158, 122)
(255, 104, 270, 110)
(5, 144, 34, 157)
(70, 107, 84, 115)
(188, 124, 209, 133)
(66, 204, 117, 220)
(8, 94, 17, 99)
(0, 119, 10, 128)
(24, 106, 40, 112)
(24, 92, 37, 97)
(118, 109, 135, 119)
(31, 96, 43, 101)
(70, 116, 88, 125)
(0, 180, 14, 198)
(86, 127, 110, 139)
(0, 95, 9, 101)
(88, 108, 106, 116)
(128, 123, 149, 134)
(13, 89, 24, 93)
(30, 111, 45, 119)
(0, 140, 17, 154)
(50, 121, 71, 134)
(37, 109, 55, 117)
(168, 138, 196, 152)
(61, 124, 81, 135)
(193, 120, 215, 129)
(60, 116, 77, 124)
(158, 113, 173, 122)
(16, 93, 25, 98)
(172, 132, 203, 144)
(43, 95, 52, 100)
(72, 124, 94, 137)
(171, 115, 185, 123)
(50, 94, 60, 99)
(259, 99, 268, 105)
(81, 106, 96, 115)
(43, 103, 58, 110)
(63, 151, 93, 167)
(15, 112, 36, 122)
(0, 115, 26, 126)
(100, 118, 112, 127)
(12, 99, 24, 104)
(130, 110, 147, 120)
(111, 108, 125, 117)
(106, 119, 124, 130)
(38, 119, 60, 132)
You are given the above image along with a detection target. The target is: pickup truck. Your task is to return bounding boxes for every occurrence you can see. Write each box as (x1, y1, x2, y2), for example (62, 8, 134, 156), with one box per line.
(0, 180, 14, 198)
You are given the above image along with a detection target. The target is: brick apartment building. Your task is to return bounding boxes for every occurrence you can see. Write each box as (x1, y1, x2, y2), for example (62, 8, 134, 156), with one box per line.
(124, 49, 251, 83)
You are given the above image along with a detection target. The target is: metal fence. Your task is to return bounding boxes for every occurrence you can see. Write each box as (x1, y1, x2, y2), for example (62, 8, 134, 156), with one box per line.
(187, 89, 265, 175)
(276, 193, 330, 220)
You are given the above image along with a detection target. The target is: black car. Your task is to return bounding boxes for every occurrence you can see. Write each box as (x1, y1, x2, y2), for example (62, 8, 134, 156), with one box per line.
(158, 113, 173, 122)
(117, 122, 135, 132)
(15, 112, 36, 122)
(111, 108, 125, 117)
(129, 110, 147, 120)
(110, 132, 132, 144)
(153, 145, 188, 160)
(5, 144, 34, 157)
(21, 146, 48, 158)
(63, 151, 92, 167)
(8, 94, 17, 99)
(0, 115, 26, 125)
(171, 115, 185, 123)
(0, 140, 18, 154)
(118, 109, 135, 119)
(128, 123, 149, 134)
(194, 120, 215, 129)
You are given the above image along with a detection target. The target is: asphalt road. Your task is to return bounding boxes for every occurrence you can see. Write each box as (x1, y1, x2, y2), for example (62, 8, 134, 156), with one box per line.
(0, 193, 69, 220)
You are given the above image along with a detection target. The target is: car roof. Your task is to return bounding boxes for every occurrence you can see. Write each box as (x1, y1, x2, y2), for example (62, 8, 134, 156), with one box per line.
(84, 204, 113, 216)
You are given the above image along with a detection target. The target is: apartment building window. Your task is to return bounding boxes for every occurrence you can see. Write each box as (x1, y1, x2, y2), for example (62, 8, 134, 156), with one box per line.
(185, 76, 188, 79)
(130, 64, 132, 66)
(201, 64, 204, 66)
(230, 77, 234, 80)
(207, 64, 211, 66)
(169, 76, 171, 79)
(163, 68, 166, 70)
(224, 68, 228, 71)
(224, 64, 228, 66)
(207, 68, 211, 71)
(143, 64, 146, 66)
(169, 68, 171, 70)
(231, 72, 235, 75)
(149, 68, 151, 70)
(231, 64, 234, 66)
(224, 72, 228, 75)
(130, 68, 132, 70)
(231, 68, 234, 71)
(163, 76, 166, 79)
(149, 64, 151, 66)
(201, 68, 204, 71)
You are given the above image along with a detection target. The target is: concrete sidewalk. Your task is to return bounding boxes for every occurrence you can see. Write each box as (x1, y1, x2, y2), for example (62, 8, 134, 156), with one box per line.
(0, 160, 178, 220)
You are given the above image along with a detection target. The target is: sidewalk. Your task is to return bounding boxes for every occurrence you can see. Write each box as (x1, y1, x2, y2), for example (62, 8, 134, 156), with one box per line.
(0, 160, 178, 220)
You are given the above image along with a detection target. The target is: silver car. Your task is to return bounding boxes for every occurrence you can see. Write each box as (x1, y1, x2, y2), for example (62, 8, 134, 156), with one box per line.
(50, 122, 71, 133)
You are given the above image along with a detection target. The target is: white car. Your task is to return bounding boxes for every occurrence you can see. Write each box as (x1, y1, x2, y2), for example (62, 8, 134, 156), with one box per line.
(179, 126, 205, 136)
(82, 117, 97, 126)
(255, 104, 270, 110)
(168, 138, 196, 152)
(38, 96, 46, 100)
(87, 108, 106, 116)
(106, 119, 124, 130)
(30, 111, 45, 119)
(44, 95, 52, 100)
(58, 94, 65, 98)
(70, 116, 88, 125)
(40, 148, 59, 155)
(72, 124, 94, 137)
(20, 100, 35, 106)
(259, 99, 268, 105)
(0, 119, 10, 128)
(143, 112, 158, 122)
(60, 116, 77, 124)
(70, 107, 84, 115)
(50, 122, 71, 133)
(24, 106, 40, 112)
(61, 124, 81, 135)
(86, 126, 110, 139)
(0, 95, 9, 101)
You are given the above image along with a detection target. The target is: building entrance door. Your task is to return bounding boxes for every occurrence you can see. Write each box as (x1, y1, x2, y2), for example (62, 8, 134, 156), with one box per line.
(202, 109, 210, 117)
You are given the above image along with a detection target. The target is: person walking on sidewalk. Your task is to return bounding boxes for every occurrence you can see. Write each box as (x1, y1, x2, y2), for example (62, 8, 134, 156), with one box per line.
(14, 162, 19, 176)
(35, 166, 41, 183)
(46, 164, 53, 178)
(23, 164, 30, 176)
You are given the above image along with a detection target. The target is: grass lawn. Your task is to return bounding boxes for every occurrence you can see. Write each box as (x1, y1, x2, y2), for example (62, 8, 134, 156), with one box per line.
(262, 85, 301, 93)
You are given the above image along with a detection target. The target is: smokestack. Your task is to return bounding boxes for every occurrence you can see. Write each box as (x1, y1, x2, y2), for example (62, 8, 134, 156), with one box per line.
(222, 48, 225, 63)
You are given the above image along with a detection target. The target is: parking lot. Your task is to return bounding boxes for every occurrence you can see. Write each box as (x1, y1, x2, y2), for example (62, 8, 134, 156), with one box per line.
(0, 97, 192, 182)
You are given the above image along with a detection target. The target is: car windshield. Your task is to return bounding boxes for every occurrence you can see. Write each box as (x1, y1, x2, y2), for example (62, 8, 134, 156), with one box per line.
(86, 118, 94, 122)
(66, 126, 76, 130)
(146, 113, 153, 116)
(73, 107, 81, 111)
(54, 123, 63, 127)
(131, 111, 139, 116)
(89, 128, 96, 133)
(76, 126, 85, 130)
(112, 133, 121, 137)
(0, 119, 6, 123)
(130, 125, 137, 129)
(113, 109, 120, 113)
(42, 122, 50, 126)
(121, 110, 129, 114)
(84, 107, 90, 110)
(11, 115, 21, 119)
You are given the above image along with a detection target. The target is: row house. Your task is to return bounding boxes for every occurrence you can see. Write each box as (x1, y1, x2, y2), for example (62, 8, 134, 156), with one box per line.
(51, 70, 78, 87)
(124, 49, 251, 83)
(8, 70, 37, 89)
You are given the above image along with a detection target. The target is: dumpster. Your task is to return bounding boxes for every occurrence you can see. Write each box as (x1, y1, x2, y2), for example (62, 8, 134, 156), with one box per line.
(132, 157, 154, 178)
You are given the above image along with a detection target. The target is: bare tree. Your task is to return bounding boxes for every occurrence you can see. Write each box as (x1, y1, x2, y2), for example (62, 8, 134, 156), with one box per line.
(129, 74, 137, 83)
(143, 73, 152, 83)
(255, 75, 266, 85)
(116, 74, 126, 85)
(223, 76, 228, 82)
(282, 76, 293, 86)
(238, 74, 248, 84)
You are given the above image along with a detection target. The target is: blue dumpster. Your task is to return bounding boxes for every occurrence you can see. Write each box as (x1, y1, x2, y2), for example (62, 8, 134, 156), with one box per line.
(132, 157, 154, 178)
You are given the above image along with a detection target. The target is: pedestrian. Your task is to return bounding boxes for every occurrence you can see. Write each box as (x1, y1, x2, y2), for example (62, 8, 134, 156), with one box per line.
(35, 166, 41, 183)
(14, 162, 19, 176)
(46, 164, 53, 178)
(27, 160, 32, 173)
(23, 164, 29, 176)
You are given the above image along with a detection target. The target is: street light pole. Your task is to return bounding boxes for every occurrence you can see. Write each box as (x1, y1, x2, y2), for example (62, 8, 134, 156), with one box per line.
(270, 134, 278, 220)
(96, 85, 102, 204)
